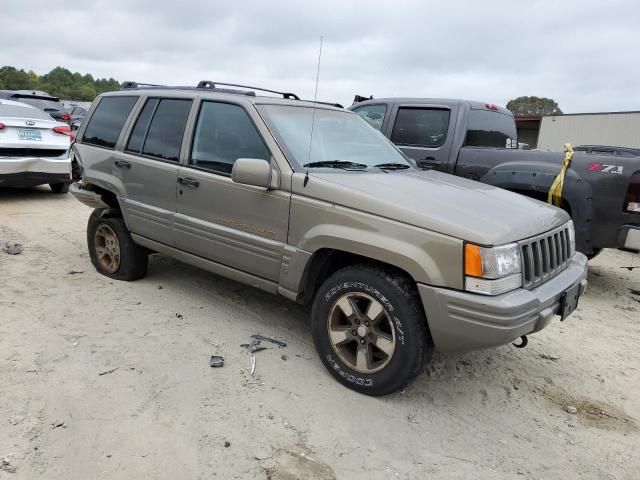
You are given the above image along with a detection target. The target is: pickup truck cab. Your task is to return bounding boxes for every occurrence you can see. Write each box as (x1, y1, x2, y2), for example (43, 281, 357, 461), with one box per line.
(70, 82, 587, 395)
(349, 98, 640, 256)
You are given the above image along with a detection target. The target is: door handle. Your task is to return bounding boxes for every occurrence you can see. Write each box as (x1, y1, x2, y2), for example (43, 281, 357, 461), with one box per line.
(177, 177, 199, 188)
(114, 160, 131, 169)
(417, 157, 443, 169)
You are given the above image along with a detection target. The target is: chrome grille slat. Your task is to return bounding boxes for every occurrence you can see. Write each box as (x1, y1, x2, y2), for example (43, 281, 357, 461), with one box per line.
(519, 224, 572, 289)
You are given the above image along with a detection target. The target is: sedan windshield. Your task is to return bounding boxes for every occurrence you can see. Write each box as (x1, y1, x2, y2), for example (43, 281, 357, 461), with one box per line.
(257, 105, 412, 169)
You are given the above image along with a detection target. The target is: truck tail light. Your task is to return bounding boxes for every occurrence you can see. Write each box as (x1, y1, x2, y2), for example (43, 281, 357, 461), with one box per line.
(485, 103, 499, 111)
(625, 171, 640, 213)
(0, 123, 5, 130)
(60, 113, 72, 121)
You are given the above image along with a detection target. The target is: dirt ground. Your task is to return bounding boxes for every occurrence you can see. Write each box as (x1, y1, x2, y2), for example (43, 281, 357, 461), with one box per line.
(1, 187, 639, 480)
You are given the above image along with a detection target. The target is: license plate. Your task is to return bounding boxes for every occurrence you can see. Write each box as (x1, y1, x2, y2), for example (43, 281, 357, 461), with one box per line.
(559, 283, 581, 321)
(18, 129, 42, 141)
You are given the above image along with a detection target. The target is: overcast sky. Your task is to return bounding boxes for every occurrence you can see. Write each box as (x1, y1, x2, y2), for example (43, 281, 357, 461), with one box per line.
(2, 0, 639, 112)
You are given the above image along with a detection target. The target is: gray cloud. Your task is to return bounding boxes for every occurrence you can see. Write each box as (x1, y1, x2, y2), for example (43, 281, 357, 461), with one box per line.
(1, 0, 639, 112)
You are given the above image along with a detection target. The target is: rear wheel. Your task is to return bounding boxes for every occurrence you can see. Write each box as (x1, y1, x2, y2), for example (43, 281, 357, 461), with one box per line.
(49, 182, 70, 194)
(87, 209, 148, 281)
(311, 264, 432, 396)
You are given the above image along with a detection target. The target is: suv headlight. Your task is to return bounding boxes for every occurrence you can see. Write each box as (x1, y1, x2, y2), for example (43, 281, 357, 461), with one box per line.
(464, 242, 522, 295)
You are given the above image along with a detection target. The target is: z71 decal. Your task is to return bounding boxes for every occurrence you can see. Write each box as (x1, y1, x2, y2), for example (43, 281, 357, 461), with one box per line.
(587, 162, 624, 174)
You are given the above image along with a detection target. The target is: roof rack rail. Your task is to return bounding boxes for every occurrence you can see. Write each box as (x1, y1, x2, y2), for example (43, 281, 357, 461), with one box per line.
(121, 81, 166, 90)
(197, 81, 300, 100)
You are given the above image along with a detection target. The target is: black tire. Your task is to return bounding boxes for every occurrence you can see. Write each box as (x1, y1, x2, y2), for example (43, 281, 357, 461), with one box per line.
(311, 264, 433, 396)
(49, 182, 70, 194)
(87, 209, 148, 281)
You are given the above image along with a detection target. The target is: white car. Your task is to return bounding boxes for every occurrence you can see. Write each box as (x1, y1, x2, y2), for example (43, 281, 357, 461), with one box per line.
(0, 99, 72, 193)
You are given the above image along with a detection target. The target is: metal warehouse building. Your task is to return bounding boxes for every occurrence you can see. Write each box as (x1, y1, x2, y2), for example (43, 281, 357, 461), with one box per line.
(519, 111, 640, 151)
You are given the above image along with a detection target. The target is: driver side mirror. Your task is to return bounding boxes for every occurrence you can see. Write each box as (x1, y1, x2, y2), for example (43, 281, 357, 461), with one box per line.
(232, 158, 274, 189)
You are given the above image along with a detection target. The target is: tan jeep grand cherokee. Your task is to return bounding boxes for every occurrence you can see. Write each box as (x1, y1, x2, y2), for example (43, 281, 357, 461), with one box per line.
(70, 81, 588, 395)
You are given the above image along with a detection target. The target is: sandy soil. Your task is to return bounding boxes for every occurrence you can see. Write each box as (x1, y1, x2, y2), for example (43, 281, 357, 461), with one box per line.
(1, 187, 639, 480)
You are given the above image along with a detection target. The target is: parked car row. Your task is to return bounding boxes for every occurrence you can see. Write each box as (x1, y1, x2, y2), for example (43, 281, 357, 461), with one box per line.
(68, 81, 590, 395)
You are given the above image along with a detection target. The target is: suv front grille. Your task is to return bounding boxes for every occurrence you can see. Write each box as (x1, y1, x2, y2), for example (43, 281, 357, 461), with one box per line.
(0, 148, 67, 158)
(519, 224, 572, 289)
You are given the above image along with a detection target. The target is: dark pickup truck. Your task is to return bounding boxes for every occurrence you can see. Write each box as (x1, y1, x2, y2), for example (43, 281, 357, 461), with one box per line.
(349, 97, 640, 257)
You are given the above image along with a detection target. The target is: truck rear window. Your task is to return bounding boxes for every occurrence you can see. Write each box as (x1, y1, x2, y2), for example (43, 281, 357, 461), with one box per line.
(465, 109, 517, 149)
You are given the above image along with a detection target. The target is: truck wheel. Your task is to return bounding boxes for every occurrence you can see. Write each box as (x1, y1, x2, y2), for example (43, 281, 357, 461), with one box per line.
(311, 264, 432, 396)
(87, 209, 148, 281)
(49, 182, 70, 193)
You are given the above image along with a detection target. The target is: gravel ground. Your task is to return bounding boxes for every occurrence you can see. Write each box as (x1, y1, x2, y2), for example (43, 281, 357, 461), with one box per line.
(1, 187, 639, 480)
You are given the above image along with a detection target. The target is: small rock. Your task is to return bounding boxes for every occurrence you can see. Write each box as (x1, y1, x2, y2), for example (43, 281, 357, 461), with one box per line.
(255, 449, 271, 461)
(517, 471, 525, 476)
(106, 453, 112, 458)
(224, 441, 231, 448)
(281, 355, 288, 361)
(565, 406, 578, 414)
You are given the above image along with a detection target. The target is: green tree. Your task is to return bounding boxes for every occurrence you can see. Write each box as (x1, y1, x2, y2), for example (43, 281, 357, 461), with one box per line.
(506, 96, 563, 116)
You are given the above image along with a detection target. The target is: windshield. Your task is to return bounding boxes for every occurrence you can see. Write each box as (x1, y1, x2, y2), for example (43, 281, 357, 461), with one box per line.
(257, 105, 412, 169)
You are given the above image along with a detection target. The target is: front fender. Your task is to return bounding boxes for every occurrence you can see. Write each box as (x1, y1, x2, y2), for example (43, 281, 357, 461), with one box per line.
(294, 222, 464, 289)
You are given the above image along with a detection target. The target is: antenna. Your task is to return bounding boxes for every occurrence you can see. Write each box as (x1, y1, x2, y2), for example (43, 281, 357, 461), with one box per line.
(304, 36, 323, 187)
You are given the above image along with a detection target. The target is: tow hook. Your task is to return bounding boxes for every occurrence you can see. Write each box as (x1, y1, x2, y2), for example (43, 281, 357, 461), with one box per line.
(512, 335, 528, 348)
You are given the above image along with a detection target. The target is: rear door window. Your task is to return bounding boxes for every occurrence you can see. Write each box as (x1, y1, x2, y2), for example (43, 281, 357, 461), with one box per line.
(126, 98, 192, 161)
(465, 109, 518, 148)
(352, 104, 387, 131)
(82, 96, 138, 149)
(189, 101, 270, 175)
(390, 108, 450, 147)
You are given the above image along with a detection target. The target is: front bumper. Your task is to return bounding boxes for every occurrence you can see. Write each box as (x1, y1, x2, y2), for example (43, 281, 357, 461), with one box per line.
(0, 156, 71, 188)
(418, 253, 588, 353)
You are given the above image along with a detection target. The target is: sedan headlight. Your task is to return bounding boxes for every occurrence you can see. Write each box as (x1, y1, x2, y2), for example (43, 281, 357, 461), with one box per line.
(464, 242, 522, 295)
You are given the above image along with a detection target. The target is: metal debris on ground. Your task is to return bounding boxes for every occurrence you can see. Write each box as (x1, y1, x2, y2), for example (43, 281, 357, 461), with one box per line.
(209, 355, 224, 368)
(241, 334, 286, 377)
(251, 334, 287, 348)
(175, 313, 183, 319)
(98, 367, 119, 376)
(2, 242, 23, 255)
(68, 270, 84, 275)
(1, 458, 16, 473)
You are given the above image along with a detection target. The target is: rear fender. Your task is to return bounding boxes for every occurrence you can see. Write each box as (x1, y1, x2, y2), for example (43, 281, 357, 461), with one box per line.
(480, 161, 594, 254)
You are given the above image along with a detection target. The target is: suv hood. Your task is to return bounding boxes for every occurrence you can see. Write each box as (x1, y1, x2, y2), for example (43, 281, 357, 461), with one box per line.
(295, 169, 569, 245)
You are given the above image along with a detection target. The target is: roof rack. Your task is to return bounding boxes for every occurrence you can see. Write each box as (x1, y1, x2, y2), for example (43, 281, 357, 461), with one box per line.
(196, 81, 300, 100)
(119, 81, 342, 107)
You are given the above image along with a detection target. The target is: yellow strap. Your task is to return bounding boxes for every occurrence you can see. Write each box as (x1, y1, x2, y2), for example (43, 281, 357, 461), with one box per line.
(548, 143, 573, 207)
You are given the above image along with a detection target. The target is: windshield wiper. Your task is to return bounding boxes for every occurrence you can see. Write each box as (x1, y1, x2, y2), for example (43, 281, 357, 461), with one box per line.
(374, 163, 411, 170)
(303, 160, 368, 170)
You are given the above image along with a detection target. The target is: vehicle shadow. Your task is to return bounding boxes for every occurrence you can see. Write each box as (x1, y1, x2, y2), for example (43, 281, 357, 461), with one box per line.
(0, 186, 69, 202)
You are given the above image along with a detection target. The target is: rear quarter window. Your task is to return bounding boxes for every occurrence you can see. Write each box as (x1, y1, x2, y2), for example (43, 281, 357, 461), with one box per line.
(465, 109, 518, 149)
(82, 96, 138, 149)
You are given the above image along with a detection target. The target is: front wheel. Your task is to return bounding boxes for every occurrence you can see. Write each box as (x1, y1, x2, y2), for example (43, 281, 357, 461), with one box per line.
(87, 209, 148, 281)
(311, 264, 433, 396)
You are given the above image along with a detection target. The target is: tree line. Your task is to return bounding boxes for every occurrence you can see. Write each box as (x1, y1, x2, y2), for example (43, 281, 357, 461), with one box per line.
(0, 66, 120, 101)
